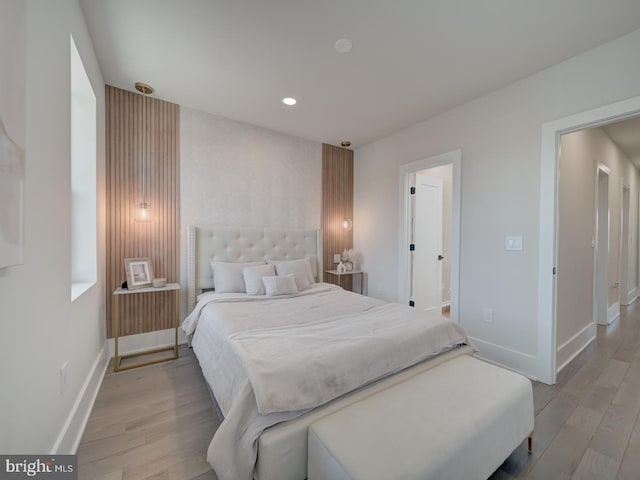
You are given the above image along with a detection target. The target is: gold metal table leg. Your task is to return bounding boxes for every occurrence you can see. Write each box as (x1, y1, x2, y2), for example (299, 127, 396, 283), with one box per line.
(174, 288, 179, 357)
(114, 295, 120, 372)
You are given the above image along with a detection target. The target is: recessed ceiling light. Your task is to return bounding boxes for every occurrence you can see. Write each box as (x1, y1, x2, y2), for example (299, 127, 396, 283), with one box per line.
(282, 97, 297, 106)
(334, 38, 352, 53)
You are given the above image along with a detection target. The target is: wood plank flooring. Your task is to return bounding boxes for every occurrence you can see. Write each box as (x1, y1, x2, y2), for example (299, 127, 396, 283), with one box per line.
(77, 347, 220, 480)
(490, 301, 640, 479)
(78, 302, 640, 479)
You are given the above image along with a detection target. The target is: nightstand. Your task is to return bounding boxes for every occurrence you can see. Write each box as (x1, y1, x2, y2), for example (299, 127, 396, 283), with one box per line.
(112, 283, 180, 372)
(325, 270, 365, 295)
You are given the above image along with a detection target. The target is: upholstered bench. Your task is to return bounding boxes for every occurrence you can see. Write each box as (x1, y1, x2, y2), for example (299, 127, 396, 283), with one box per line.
(307, 355, 534, 480)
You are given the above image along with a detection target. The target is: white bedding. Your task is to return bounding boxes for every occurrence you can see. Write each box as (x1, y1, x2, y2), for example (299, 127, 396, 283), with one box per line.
(182, 283, 471, 480)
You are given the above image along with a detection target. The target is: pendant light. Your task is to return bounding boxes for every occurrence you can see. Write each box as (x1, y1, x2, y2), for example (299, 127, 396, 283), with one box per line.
(134, 82, 154, 223)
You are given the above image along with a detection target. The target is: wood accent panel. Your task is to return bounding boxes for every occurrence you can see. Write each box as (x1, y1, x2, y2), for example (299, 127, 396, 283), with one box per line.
(322, 144, 353, 290)
(106, 85, 180, 338)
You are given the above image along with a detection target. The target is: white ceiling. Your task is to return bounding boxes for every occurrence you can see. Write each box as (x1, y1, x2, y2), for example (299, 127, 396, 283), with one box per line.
(80, 0, 640, 148)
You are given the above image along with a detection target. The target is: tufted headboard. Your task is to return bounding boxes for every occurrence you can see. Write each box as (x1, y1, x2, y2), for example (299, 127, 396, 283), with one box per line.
(187, 225, 322, 311)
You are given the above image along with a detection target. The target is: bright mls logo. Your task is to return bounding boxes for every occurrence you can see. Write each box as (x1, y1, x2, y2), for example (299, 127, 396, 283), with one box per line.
(0, 455, 77, 479)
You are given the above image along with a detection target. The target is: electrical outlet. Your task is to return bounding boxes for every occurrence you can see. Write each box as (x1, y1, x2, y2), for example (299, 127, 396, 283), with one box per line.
(334, 254, 341, 264)
(483, 308, 493, 323)
(60, 362, 68, 394)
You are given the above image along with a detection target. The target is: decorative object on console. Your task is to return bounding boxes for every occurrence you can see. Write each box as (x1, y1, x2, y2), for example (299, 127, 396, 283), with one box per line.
(337, 261, 346, 273)
(124, 257, 153, 290)
(341, 248, 359, 271)
(134, 82, 154, 223)
(152, 277, 167, 288)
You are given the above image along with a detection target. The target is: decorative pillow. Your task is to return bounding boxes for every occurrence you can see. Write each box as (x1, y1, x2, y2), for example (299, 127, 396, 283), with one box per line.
(243, 264, 276, 295)
(269, 258, 314, 290)
(263, 274, 299, 296)
(211, 261, 264, 293)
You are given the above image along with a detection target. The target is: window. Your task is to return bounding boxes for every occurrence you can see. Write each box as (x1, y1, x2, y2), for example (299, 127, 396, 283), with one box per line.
(70, 34, 97, 301)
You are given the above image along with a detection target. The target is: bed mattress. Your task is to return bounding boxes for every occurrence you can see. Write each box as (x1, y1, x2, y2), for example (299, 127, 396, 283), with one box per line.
(182, 283, 472, 480)
(256, 345, 474, 480)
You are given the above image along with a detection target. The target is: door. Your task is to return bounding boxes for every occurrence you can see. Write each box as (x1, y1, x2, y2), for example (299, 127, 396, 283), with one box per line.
(594, 166, 610, 325)
(412, 173, 443, 311)
(620, 185, 630, 305)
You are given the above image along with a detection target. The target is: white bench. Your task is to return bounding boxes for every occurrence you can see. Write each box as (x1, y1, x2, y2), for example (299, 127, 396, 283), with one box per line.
(307, 355, 533, 480)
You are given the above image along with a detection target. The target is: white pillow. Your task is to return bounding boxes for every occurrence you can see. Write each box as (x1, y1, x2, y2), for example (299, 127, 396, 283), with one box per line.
(211, 261, 264, 293)
(263, 274, 299, 296)
(243, 264, 276, 295)
(270, 258, 314, 290)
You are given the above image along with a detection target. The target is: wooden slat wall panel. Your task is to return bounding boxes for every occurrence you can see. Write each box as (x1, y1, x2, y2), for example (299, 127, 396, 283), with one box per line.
(106, 85, 180, 338)
(322, 144, 353, 290)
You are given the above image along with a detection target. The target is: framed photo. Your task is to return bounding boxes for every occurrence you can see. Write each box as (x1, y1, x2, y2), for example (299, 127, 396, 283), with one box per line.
(124, 257, 154, 290)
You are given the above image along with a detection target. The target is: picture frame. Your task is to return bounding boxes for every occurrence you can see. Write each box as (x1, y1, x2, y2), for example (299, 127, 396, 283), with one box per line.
(124, 257, 154, 290)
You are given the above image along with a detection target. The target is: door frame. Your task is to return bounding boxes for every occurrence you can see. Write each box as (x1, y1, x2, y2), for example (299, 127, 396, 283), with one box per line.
(398, 149, 461, 322)
(539, 94, 640, 384)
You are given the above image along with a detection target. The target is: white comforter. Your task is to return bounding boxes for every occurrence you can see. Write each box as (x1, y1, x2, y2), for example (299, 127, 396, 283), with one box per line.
(182, 283, 470, 480)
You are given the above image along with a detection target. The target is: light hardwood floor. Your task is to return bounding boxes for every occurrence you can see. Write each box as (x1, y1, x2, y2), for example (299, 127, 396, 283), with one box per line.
(77, 349, 220, 480)
(79, 302, 640, 479)
(490, 300, 640, 479)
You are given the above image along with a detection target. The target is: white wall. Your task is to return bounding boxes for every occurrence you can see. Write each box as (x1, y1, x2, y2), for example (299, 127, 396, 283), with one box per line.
(556, 127, 639, 368)
(0, 0, 106, 453)
(179, 107, 321, 317)
(354, 28, 640, 379)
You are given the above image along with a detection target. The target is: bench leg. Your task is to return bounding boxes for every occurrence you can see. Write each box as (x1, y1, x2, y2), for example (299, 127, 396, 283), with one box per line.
(528, 432, 534, 454)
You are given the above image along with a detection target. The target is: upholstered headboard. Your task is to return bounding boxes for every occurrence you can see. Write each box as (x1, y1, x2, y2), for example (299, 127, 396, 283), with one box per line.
(187, 225, 322, 311)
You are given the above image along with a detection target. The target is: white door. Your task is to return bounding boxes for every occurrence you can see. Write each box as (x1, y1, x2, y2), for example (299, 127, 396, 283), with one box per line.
(412, 173, 443, 311)
(620, 185, 630, 305)
(594, 166, 610, 325)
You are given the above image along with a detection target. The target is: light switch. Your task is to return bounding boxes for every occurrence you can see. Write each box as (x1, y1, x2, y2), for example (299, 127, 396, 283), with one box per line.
(506, 236, 523, 251)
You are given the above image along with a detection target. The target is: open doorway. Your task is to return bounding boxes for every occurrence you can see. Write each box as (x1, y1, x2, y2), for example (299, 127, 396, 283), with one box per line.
(552, 110, 640, 375)
(398, 150, 461, 322)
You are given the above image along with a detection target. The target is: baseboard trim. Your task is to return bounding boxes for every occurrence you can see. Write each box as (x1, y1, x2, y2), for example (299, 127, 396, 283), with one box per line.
(606, 302, 621, 325)
(51, 344, 109, 454)
(627, 287, 638, 306)
(556, 322, 596, 374)
(469, 336, 538, 382)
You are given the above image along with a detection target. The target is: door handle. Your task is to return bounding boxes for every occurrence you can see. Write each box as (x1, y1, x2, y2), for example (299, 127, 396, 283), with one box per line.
(437, 255, 444, 261)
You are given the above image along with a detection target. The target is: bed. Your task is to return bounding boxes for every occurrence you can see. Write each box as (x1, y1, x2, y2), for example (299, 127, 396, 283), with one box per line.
(184, 225, 475, 480)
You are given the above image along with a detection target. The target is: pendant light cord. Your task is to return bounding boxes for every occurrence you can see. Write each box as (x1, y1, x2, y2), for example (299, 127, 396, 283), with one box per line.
(141, 89, 146, 206)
